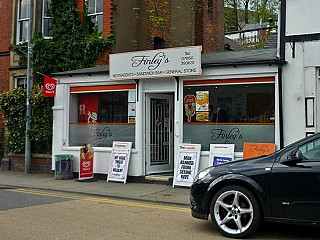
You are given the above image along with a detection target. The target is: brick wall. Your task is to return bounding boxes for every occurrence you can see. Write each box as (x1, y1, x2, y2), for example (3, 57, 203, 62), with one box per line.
(0, 0, 12, 52)
(76, 0, 113, 64)
(0, 57, 10, 94)
(103, 0, 113, 37)
(96, 0, 113, 65)
(9, 154, 52, 174)
(146, 0, 171, 50)
(0, 0, 12, 128)
(195, 0, 224, 53)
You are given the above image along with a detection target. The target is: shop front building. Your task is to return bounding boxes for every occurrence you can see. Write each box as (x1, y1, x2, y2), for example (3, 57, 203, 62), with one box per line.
(52, 47, 281, 178)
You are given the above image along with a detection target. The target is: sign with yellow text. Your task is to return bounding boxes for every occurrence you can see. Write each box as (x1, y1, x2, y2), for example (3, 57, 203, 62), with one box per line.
(243, 142, 275, 159)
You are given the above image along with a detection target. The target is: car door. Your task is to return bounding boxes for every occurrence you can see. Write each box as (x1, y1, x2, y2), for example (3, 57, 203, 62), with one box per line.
(271, 138, 320, 221)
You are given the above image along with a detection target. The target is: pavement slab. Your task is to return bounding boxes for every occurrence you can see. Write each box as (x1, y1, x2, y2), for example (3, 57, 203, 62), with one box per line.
(0, 170, 190, 206)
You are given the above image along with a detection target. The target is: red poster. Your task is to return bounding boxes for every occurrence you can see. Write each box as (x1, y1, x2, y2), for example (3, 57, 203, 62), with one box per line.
(79, 144, 94, 180)
(78, 93, 99, 123)
(184, 95, 196, 122)
(43, 76, 57, 97)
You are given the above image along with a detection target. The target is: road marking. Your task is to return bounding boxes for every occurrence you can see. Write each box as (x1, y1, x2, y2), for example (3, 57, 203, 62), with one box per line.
(7, 188, 190, 213)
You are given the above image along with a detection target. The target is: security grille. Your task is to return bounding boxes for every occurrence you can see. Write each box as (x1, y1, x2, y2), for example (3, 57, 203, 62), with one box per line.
(150, 98, 170, 165)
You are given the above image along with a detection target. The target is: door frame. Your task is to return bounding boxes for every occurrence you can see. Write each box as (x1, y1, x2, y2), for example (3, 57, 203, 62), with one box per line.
(145, 93, 174, 175)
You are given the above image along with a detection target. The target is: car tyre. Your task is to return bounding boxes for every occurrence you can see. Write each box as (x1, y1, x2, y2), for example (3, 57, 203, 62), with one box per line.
(210, 185, 262, 239)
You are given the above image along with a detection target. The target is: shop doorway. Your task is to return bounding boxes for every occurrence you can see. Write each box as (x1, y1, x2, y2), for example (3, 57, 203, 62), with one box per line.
(146, 93, 174, 174)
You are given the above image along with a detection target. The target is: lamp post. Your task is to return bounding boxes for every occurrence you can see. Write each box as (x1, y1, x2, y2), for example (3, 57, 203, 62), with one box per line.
(25, 0, 34, 174)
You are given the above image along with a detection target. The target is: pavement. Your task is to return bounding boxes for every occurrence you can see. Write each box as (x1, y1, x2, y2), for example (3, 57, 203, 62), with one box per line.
(0, 170, 190, 206)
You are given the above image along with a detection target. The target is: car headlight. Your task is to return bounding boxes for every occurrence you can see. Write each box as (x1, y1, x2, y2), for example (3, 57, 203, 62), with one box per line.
(194, 167, 211, 182)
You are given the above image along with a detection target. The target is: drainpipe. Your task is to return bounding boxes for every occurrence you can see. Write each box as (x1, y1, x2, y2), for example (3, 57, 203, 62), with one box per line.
(278, 0, 286, 148)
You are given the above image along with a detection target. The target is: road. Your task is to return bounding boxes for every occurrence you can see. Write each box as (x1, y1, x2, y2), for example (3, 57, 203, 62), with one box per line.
(0, 188, 319, 240)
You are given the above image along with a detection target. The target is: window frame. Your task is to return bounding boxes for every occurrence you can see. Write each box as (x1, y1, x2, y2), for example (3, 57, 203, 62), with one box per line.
(68, 84, 136, 148)
(17, 0, 30, 43)
(87, 0, 104, 33)
(42, 0, 52, 39)
(182, 77, 276, 152)
(14, 76, 27, 88)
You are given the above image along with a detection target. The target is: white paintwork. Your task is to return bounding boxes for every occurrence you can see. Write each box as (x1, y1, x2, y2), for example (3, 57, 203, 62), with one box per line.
(52, 62, 278, 176)
(282, 0, 320, 145)
(286, 0, 320, 36)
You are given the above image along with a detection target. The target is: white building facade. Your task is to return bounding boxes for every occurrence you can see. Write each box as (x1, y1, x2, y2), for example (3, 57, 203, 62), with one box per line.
(52, 47, 280, 177)
(281, 0, 320, 145)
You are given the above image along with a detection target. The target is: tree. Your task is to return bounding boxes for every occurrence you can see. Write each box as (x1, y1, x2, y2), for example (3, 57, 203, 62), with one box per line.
(225, 0, 279, 32)
(3, 0, 115, 153)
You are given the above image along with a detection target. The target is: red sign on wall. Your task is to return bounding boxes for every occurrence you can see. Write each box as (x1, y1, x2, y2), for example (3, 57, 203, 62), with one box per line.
(79, 144, 94, 180)
(43, 76, 57, 97)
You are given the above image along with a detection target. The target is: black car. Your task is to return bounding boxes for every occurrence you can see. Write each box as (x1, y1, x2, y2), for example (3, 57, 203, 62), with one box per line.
(190, 133, 320, 239)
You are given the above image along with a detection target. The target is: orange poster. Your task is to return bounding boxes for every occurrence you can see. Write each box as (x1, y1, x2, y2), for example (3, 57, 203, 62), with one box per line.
(243, 142, 275, 159)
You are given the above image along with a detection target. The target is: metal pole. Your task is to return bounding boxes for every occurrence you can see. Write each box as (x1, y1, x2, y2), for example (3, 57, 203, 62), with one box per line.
(25, 0, 34, 174)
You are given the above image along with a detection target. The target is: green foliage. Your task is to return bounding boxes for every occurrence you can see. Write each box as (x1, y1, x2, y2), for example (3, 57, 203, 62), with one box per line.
(0, 88, 26, 153)
(225, 0, 279, 32)
(133, 0, 191, 47)
(134, 0, 171, 38)
(6, 0, 115, 153)
(0, 87, 52, 153)
(12, 0, 115, 83)
(29, 85, 54, 153)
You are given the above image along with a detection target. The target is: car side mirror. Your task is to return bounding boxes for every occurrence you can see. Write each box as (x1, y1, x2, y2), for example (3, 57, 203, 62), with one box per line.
(286, 149, 303, 164)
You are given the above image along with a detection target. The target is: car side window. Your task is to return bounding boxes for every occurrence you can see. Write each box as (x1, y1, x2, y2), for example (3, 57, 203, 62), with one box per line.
(298, 138, 320, 160)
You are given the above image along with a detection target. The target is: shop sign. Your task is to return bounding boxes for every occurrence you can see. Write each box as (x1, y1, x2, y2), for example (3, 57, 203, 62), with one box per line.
(110, 46, 202, 80)
(107, 141, 132, 184)
(243, 142, 275, 159)
(43, 76, 57, 97)
(79, 144, 94, 180)
(209, 144, 235, 166)
(173, 143, 201, 187)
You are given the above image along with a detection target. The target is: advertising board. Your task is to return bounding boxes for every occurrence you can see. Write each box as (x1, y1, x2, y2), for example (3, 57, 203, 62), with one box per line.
(173, 144, 201, 187)
(107, 141, 132, 184)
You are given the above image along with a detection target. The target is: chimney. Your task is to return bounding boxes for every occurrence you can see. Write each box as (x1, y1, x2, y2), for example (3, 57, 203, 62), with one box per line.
(195, 0, 224, 53)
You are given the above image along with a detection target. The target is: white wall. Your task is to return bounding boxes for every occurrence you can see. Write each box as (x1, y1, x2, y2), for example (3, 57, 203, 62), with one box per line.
(283, 42, 320, 145)
(282, 0, 320, 145)
(286, 0, 320, 36)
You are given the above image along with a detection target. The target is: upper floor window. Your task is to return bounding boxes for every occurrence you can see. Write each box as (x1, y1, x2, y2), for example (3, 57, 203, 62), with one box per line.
(15, 76, 27, 88)
(42, 0, 52, 38)
(17, 0, 30, 43)
(87, 0, 103, 33)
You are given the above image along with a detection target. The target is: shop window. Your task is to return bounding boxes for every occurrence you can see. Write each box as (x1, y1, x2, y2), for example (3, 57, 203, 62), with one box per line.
(17, 0, 30, 43)
(183, 80, 275, 151)
(69, 88, 136, 147)
(87, 0, 103, 34)
(42, 0, 52, 38)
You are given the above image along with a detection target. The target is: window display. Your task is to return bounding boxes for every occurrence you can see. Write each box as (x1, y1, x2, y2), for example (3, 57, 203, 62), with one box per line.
(69, 90, 136, 147)
(183, 81, 275, 151)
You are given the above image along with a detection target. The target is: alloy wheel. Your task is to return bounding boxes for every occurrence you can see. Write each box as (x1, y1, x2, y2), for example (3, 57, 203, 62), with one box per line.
(213, 189, 254, 235)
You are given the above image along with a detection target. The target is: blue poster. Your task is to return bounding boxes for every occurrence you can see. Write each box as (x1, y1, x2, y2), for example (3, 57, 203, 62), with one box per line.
(213, 156, 232, 166)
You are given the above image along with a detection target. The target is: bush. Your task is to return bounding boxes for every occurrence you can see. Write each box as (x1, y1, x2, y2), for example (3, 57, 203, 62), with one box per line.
(0, 86, 53, 153)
